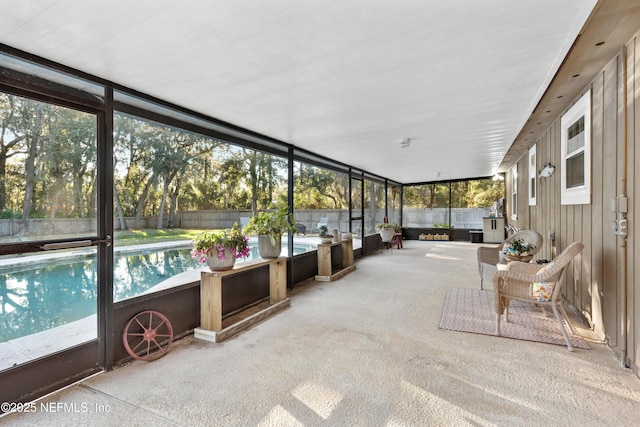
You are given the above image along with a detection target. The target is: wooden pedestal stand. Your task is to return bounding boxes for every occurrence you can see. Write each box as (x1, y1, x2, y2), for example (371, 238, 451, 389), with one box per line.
(194, 257, 288, 343)
(315, 239, 356, 282)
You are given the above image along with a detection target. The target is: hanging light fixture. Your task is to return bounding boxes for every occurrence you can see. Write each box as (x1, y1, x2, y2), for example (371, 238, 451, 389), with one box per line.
(539, 163, 556, 178)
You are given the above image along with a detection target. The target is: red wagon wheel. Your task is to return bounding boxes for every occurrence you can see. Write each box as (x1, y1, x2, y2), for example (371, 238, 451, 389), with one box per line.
(123, 310, 173, 361)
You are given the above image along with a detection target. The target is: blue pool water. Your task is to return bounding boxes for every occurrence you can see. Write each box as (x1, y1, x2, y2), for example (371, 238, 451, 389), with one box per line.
(0, 242, 313, 342)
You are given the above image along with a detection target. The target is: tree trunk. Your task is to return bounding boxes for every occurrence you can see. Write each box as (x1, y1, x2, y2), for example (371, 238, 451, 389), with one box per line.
(113, 184, 128, 231)
(87, 169, 97, 219)
(168, 174, 182, 228)
(73, 163, 87, 218)
(157, 170, 178, 230)
(134, 173, 156, 229)
(0, 150, 6, 212)
(22, 104, 47, 231)
(22, 134, 40, 230)
(248, 151, 258, 214)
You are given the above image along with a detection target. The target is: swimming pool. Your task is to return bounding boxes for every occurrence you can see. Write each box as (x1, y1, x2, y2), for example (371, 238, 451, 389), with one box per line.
(0, 241, 315, 342)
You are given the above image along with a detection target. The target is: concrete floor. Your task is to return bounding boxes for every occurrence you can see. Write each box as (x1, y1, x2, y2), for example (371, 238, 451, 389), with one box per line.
(3, 240, 640, 426)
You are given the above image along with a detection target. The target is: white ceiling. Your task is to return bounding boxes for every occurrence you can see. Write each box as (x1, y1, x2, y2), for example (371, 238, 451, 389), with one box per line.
(0, 0, 597, 183)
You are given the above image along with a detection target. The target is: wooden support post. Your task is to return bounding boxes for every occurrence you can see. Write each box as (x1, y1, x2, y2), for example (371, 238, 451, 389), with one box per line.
(269, 257, 287, 304)
(200, 273, 223, 332)
(317, 243, 333, 277)
(341, 238, 354, 267)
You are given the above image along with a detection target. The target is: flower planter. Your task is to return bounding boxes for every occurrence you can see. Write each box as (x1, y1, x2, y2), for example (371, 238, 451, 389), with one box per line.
(379, 229, 395, 242)
(257, 234, 281, 259)
(503, 253, 533, 263)
(206, 247, 236, 271)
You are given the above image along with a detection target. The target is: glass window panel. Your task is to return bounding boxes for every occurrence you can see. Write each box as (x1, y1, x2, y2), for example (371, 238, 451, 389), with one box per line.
(363, 179, 386, 236)
(511, 164, 518, 219)
(402, 183, 450, 228)
(0, 91, 99, 371)
(450, 179, 503, 229)
(566, 152, 585, 188)
(387, 185, 401, 225)
(350, 178, 362, 213)
(530, 177, 536, 198)
(0, 241, 98, 371)
(292, 160, 350, 250)
(113, 112, 290, 301)
(0, 92, 98, 243)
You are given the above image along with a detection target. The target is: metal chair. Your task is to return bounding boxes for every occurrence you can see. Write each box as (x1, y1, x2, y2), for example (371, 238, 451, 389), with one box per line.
(316, 217, 328, 231)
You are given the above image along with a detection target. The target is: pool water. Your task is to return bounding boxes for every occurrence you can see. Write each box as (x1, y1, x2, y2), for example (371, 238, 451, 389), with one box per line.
(0, 242, 313, 343)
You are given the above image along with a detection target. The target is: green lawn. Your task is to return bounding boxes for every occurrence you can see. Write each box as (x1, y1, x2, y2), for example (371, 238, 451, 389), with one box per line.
(114, 228, 204, 246)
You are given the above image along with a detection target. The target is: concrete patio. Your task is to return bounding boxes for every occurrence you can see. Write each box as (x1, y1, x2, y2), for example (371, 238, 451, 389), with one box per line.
(3, 240, 640, 426)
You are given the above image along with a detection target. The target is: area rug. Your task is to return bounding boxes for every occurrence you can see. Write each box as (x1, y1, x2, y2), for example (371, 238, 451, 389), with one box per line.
(438, 287, 589, 349)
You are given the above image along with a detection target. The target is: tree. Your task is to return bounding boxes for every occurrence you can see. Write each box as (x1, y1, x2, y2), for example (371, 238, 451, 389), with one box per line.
(293, 164, 348, 209)
(0, 94, 26, 213)
(21, 100, 49, 230)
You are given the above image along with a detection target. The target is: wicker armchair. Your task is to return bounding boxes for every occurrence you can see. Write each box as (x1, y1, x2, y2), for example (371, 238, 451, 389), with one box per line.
(493, 242, 584, 351)
(477, 229, 543, 289)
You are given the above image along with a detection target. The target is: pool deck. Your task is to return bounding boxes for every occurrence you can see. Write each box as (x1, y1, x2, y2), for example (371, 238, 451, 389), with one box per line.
(0, 315, 96, 371)
(0, 236, 362, 371)
(3, 241, 640, 426)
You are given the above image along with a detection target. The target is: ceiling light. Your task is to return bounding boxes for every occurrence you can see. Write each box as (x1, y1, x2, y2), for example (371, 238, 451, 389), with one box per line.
(399, 138, 411, 148)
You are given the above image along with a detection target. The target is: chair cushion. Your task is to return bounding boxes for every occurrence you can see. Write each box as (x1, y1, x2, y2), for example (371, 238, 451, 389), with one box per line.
(531, 262, 557, 301)
(532, 281, 556, 301)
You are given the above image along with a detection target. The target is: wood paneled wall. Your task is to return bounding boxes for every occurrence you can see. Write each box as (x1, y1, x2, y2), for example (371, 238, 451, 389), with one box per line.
(504, 30, 640, 375)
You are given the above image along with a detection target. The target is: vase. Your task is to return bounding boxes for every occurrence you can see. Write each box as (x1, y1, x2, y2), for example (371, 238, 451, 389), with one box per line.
(379, 229, 395, 242)
(257, 234, 281, 259)
(205, 247, 236, 271)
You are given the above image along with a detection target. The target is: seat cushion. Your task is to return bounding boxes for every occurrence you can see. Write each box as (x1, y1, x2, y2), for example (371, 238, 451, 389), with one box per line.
(532, 281, 556, 301)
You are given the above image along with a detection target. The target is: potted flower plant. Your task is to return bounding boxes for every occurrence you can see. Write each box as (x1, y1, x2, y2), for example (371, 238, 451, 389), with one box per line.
(502, 238, 536, 262)
(377, 223, 398, 242)
(191, 223, 251, 271)
(318, 225, 334, 244)
(243, 207, 295, 258)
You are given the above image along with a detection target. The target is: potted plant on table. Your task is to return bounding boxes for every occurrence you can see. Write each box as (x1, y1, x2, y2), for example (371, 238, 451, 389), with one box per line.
(191, 223, 251, 271)
(318, 225, 334, 244)
(377, 223, 398, 242)
(502, 238, 536, 262)
(243, 207, 296, 258)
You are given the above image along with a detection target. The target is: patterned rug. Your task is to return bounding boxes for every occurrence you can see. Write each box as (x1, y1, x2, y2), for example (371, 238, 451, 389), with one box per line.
(438, 288, 589, 349)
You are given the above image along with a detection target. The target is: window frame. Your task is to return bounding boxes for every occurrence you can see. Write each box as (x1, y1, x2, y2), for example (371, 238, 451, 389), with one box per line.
(561, 91, 591, 205)
(528, 145, 536, 206)
(511, 164, 518, 220)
